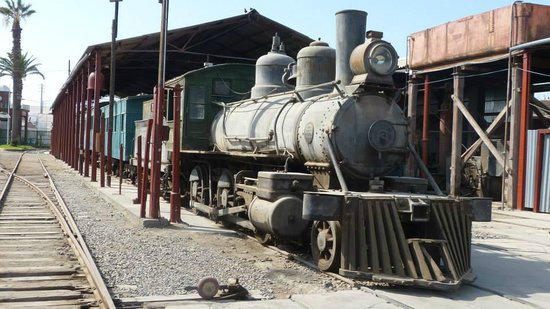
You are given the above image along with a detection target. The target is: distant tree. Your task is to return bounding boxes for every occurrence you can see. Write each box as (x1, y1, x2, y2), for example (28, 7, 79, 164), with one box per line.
(0, 0, 36, 145)
(0, 52, 44, 144)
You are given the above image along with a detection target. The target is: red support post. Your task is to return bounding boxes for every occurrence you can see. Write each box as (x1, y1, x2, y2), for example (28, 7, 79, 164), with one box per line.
(91, 51, 102, 182)
(71, 80, 80, 170)
(69, 83, 73, 168)
(170, 84, 182, 223)
(100, 114, 106, 187)
(149, 86, 163, 219)
(422, 75, 430, 167)
(108, 127, 113, 187)
(64, 94, 69, 162)
(79, 73, 86, 174)
(140, 119, 153, 218)
(134, 135, 142, 204)
(70, 84, 75, 167)
(119, 143, 123, 195)
(516, 52, 531, 210)
(85, 60, 93, 178)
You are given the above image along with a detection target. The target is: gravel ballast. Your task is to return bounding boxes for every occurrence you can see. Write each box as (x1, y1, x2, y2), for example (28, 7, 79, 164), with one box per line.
(40, 154, 350, 300)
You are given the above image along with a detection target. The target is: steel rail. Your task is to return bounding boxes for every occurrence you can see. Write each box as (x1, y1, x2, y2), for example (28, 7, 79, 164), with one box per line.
(11, 170, 115, 308)
(37, 158, 116, 309)
(0, 151, 25, 206)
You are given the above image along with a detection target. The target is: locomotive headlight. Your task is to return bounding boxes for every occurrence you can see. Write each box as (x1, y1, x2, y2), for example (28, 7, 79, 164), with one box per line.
(368, 43, 397, 76)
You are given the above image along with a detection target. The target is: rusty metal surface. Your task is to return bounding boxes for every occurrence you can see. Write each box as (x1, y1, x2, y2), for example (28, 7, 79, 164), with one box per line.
(408, 3, 550, 70)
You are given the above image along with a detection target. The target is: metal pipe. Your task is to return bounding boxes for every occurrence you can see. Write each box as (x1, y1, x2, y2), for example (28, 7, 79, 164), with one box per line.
(516, 51, 531, 210)
(325, 133, 348, 192)
(107, 0, 121, 188)
(422, 75, 430, 167)
(407, 140, 444, 196)
(170, 85, 182, 223)
(140, 119, 153, 218)
(335, 10, 366, 88)
(510, 37, 550, 52)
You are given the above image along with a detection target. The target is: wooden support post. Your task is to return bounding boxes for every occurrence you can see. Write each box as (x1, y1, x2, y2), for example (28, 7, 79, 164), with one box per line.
(438, 94, 452, 186)
(505, 63, 522, 207)
(450, 69, 464, 197)
(406, 77, 419, 177)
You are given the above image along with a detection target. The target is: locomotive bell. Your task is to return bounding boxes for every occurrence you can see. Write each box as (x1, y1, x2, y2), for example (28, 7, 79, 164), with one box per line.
(250, 34, 295, 99)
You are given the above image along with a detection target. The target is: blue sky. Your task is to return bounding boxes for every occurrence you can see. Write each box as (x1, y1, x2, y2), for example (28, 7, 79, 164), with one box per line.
(1, 0, 547, 111)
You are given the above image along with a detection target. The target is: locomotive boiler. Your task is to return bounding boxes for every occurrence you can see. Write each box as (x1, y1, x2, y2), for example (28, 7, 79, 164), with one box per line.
(173, 10, 491, 290)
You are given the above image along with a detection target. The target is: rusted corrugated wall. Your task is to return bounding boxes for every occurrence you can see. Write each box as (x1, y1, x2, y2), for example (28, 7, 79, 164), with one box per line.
(408, 3, 550, 70)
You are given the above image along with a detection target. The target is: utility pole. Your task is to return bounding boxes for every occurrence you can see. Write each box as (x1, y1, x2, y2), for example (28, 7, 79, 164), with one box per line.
(149, 0, 169, 218)
(108, 0, 122, 187)
(40, 84, 43, 114)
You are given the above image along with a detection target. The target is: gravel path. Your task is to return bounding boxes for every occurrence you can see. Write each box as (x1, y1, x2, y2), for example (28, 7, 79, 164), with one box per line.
(40, 153, 350, 300)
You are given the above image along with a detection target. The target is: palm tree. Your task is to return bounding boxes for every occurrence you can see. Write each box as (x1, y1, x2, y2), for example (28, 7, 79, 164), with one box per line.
(0, 0, 35, 145)
(0, 52, 44, 144)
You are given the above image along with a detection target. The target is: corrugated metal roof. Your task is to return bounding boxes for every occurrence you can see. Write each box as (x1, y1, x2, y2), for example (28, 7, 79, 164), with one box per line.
(52, 9, 313, 110)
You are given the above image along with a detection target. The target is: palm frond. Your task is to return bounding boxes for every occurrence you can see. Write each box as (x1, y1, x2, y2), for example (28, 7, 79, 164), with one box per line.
(0, 51, 44, 79)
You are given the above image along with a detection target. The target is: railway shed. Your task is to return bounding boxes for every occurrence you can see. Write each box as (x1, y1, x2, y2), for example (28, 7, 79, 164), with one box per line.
(49, 9, 313, 209)
(405, 2, 550, 212)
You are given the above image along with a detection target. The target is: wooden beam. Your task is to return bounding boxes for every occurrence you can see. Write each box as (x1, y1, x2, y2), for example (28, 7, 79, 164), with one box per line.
(452, 95, 506, 168)
(461, 99, 511, 163)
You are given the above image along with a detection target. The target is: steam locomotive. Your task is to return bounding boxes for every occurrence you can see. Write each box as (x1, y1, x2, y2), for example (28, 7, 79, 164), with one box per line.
(152, 10, 491, 290)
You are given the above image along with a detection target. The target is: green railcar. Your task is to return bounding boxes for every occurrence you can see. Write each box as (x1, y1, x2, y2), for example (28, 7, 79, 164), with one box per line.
(166, 63, 255, 150)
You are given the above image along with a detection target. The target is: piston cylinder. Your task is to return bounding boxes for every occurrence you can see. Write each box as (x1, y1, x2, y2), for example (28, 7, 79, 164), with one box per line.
(248, 196, 308, 238)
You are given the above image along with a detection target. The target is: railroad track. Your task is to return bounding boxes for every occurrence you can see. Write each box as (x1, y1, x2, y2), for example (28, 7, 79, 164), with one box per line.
(0, 152, 115, 308)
